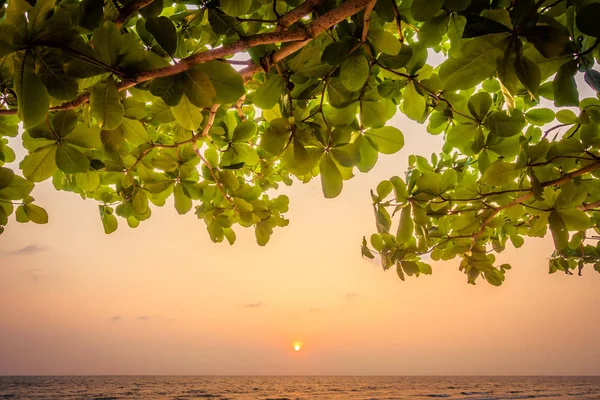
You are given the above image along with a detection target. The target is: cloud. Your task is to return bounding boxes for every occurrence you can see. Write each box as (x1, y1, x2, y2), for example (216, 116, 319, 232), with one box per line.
(137, 315, 152, 321)
(110, 316, 122, 322)
(244, 302, 264, 308)
(346, 292, 359, 300)
(9, 244, 45, 256)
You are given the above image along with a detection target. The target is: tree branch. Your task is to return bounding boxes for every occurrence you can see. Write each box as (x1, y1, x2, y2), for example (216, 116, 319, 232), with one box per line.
(114, 0, 156, 27)
(361, 0, 377, 43)
(201, 104, 220, 137)
(277, 0, 325, 31)
(471, 161, 600, 247)
(0, 0, 372, 117)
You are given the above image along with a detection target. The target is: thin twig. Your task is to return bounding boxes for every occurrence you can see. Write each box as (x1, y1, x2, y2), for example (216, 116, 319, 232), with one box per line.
(201, 104, 220, 137)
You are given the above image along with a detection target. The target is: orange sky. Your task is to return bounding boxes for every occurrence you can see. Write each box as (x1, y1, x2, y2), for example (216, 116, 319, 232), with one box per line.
(1, 110, 600, 376)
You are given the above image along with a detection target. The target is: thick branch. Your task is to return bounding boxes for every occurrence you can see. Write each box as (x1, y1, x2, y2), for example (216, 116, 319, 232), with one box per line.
(361, 0, 377, 43)
(0, 0, 372, 117)
(114, 0, 155, 27)
(240, 0, 373, 80)
(471, 161, 600, 246)
(277, 0, 325, 30)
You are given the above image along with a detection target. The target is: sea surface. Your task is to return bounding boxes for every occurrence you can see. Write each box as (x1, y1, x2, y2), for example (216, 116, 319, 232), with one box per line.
(1, 376, 599, 400)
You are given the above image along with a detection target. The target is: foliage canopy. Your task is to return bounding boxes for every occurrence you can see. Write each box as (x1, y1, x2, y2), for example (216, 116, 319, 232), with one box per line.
(1, 0, 600, 284)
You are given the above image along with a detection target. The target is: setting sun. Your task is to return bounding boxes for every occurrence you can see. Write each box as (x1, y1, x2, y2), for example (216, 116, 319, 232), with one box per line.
(293, 344, 302, 352)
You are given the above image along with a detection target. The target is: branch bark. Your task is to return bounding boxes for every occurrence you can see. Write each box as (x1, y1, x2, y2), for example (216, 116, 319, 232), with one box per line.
(114, 0, 155, 27)
(0, 0, 372, 116)
(471, 161, 600, 246)
(277, 0, 325, 31)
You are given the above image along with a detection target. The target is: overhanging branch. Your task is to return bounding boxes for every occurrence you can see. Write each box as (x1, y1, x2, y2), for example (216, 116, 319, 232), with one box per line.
(0, 0, 372, 117)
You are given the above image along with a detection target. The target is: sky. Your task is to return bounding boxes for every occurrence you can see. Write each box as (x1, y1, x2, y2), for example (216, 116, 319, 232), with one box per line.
(1, 102, 600, 376)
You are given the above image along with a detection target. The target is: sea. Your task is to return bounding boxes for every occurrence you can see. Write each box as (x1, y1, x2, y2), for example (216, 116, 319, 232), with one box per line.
(1, 376, 599, 399)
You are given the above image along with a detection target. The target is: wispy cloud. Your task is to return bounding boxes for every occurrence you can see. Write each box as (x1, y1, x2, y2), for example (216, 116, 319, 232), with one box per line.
(9, 244, 45, 256)
(244, 302, 264, 308)
(110, 316, 122, 322)
(346, 292, 359, 300)
(137, 315, 153, 321)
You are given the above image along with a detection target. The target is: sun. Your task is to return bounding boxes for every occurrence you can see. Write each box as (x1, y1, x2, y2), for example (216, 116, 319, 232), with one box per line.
(293, 343, 302, 352)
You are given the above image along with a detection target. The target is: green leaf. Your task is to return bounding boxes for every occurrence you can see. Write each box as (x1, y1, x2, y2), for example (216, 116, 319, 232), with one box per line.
(232, 121, 257, 142)
(576, 3, 600, 38)
(396, 206, 414, 243)
(92, 21, 120, 66)
(20, 144, 58, 182)
(0, 167, 14, 190)
(557, 209, 590, 231)
(195, 61, 244, 104)
(145, 16, 177, 56)
(553, 60, 579, 107)
(320, 153, 343, 198)
(340, 53, 369, 92)
(487, 110, 526, 137)
(23, 204, 48, 224)
(514, 54, 541, 97)
(220, 0, 252, 16)
(411, 0, 443, 21)
(439, 33, 510, 91)
(14, 51, 49, 129)
(368, 29, 401, 55)
(356, 134, 378, 173)
(120, 118, 149, 146)
(90, 77, 124, 130)
(150, 74, 185, 106)
(525, 108, 555, 126)
(184, 68, 216, 108)
(0, 175, 34, 200)
(549, 211, 569, 250)
(171, 95, 203, 130)
(482, 160, 518, 186)
(253, 74, 284, 109)
(468, 92, 492, 121)
(100, 207, 118, 234)
(55, 144, 89, 173)
(364, 127, 404, 154)
(173, 183, 192, 215)
(401, 81, 426, 121)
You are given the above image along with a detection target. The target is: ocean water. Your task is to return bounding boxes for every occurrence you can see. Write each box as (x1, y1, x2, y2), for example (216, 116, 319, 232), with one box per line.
(1, 376, 599, 399)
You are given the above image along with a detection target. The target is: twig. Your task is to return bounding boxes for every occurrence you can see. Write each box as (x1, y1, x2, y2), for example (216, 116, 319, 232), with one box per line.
(390, 0, 404, 42)
(470, 161, 600, 248)
(201, 104, 220, 137)
(0, 0, 373, 116)
(114, 0, 155, 27)
(235, 95, 246, 120)
(193, 140, 234, 203)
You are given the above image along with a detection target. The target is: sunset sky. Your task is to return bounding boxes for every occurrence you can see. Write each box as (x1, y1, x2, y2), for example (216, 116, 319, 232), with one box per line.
(2, 95, 600, 376)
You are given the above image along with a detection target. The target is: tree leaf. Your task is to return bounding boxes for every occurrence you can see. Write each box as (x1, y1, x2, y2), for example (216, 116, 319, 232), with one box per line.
(220, 0, 252, 16)
(320, 153, 343, 198)
(195, 61, 244, 104)
(14, 51, 49, 129)
(576, 3, 600, 38)
(439, 33, 510, 91)
(145, 16, 177, 56)
(364, 127, 404, 154)
(401, 81, 426, 121)
(55, 144, 90, 173)
(340, 53, 369, 92)
(553, 60, 579, 107)
(184, 68, 216, 108)
(23, 203, 48, 224)
(482, 160, 518, 186)
(20, 144, 58, 182)
(253, 74, 284, 109)
(549, 211, 569, 250)
(90, 77, 124, 130)
(91, 21, 120, 66)
(173, 183, 192, 215)
(171, 95, 203, 131)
